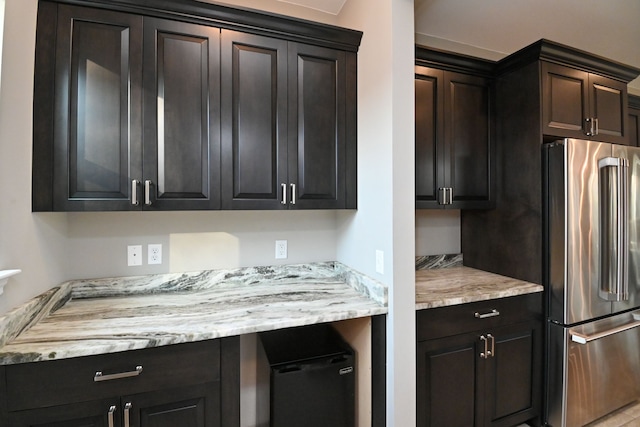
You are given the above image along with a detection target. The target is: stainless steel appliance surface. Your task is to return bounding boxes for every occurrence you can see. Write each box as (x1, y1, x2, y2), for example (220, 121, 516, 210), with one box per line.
(545, 138, 640, 427)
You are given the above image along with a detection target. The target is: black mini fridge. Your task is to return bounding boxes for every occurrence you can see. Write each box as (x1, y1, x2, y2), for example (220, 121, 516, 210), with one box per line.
(258, 323, 356, 427)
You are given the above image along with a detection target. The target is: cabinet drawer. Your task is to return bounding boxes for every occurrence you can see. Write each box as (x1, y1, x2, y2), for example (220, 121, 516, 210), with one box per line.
(6, 339, 220, 412)
(416, 293, 542, 341)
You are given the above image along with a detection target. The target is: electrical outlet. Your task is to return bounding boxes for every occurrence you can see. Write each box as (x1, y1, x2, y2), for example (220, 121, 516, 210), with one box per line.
(375, 250, 384, 274)
(148, 244, 162, 265)
(275, 240, 288, 259)
(127, 245, 143, 266)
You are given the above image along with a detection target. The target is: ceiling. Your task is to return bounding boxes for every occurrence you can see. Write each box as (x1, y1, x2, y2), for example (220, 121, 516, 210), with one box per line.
(416, 0, 640, 93)
(277, 0, 640, 93)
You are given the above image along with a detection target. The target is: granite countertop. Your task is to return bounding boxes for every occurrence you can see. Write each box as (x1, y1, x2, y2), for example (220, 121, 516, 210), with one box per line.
(0, 262, 387, 365)
(415, 255, 544, 310)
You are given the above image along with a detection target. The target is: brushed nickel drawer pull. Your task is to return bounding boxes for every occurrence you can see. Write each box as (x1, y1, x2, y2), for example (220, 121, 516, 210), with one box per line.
(94, 365, 143, 382)
(475, 309, 500, 319)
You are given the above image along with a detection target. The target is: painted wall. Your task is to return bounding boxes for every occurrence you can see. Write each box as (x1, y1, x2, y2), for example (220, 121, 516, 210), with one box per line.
(338, 0, 416, 426)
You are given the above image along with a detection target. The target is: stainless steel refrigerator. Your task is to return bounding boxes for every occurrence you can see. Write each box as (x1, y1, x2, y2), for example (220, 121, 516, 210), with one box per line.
(544, 138, 640, 427)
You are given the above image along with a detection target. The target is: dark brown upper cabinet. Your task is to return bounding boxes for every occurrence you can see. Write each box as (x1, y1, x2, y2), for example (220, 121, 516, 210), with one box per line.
(220, 32, 354, 209)
(542, 62, 628, 144)
(629, 95, 640, 147)
(415, 46, 495, 210)
(32, 0, 361, 212)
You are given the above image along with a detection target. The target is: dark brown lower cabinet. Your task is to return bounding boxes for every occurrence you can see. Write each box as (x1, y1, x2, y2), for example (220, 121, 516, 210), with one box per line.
(8, 382, 217, 427)
(417, 294, 542, 427)
(1, 338, 240, 427)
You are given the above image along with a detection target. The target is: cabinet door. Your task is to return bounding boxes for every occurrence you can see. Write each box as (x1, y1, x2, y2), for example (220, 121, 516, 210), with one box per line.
(8, 398, 120, 427)
(484, 322, 541, 427)
(52, 5, 143, 211)
(125, 382, 220, 427)
(629, 105, 640, 147)
(142, 19, 221, 210)
(417, 333, 480, 427)
(541, 62, 589, 139)
(287, 43, 347, 209)
(588, 74, 627, 144)
(220, 30, 288, 209)
(444, 72, 492, 208)
(415, 66, 444, 208)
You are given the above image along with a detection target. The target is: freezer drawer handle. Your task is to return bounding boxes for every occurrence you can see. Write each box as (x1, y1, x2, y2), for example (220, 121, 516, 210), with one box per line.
(570, 319, 640, 344)
(94, 365, 143, 382)
(475, 309, 500, 319)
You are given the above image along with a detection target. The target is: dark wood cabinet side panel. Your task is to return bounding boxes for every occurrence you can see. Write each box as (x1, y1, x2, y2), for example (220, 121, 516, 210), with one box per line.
(220, 336, 240, 427)
(629, 107, 640, 147)
(344, 51, 358, 209)
(462, 62, 543, 284)
(53, 5, 143, 211)
(143, 18, 221, 210)
(415, 67, 442, 207)
(288, 43, 346, 209)
(220, 30, 288, 209)
(32, 1, 58, 211)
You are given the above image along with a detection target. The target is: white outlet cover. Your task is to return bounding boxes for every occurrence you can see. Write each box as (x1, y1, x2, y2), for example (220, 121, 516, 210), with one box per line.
(275, 240, 288, 259)
(148, 244, 162, 265)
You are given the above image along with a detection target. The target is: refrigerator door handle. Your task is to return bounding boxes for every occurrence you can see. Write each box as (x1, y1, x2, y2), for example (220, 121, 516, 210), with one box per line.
(570, 317, 640, 344)
(598, 156, 629, 301)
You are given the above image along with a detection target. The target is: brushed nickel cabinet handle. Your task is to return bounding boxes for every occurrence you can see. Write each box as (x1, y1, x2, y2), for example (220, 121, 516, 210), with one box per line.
(131, 180, 140, 206)
(108, 405, 116, 427)
(144, 180, 153, 205)
(290, 183, 296, 205)
(281, 183, 287, 204)
(475, 309, 500, 319)
(94, 365, 143, 382)
(480, 335, 488, 359)
(487, 333, 495, 357)
(124, 402, 132, 427)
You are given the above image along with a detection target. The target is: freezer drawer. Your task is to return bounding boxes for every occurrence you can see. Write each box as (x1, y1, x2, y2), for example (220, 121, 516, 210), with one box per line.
(546, 310, 640, 427)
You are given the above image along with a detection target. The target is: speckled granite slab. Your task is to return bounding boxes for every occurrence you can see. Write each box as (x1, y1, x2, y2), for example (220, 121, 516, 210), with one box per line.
(0, 262, 387, 365)
(415, 266, 543, 310)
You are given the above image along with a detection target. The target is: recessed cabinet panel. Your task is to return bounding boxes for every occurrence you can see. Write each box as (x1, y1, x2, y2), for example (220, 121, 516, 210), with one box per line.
(543, 66, 586, 133)
(288, 43, 346, 208)
(447, 74, 490, 202)
(54, 6, 143, 211)
(486, 324, 535, 425)
(417, 337, 477, 427)
(143, 19, 221, 209)
(221, 31, 287, 209)
(590, 75, 626, 140)
(415, 68, 441, 205)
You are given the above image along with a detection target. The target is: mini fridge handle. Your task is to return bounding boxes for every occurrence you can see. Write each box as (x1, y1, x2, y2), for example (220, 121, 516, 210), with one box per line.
(598, 156, 629, 302)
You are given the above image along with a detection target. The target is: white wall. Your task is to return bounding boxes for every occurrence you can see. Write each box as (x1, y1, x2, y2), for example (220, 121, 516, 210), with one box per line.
(415, 210, 460, 256)
(338, 0, 416, 425)
(0, 0, 69, 315)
